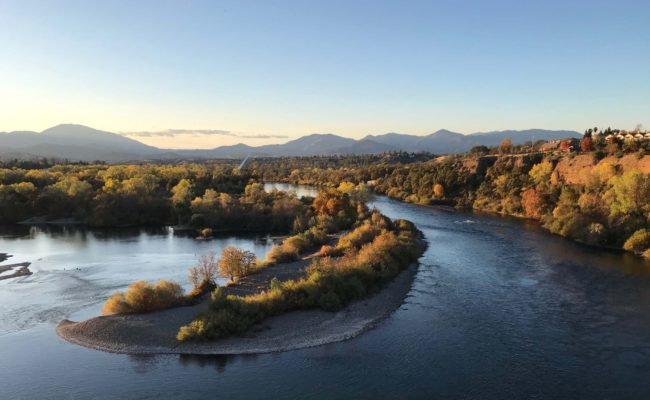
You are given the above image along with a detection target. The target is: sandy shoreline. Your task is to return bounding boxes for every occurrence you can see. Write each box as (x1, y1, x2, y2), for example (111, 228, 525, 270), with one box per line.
(57, 262, 419, 355)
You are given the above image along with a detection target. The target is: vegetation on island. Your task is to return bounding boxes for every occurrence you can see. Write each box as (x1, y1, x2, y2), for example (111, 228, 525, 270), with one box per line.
(99, 185, 424, 342)
(102, 280, 187, 315)
(176, 212, 422, 341)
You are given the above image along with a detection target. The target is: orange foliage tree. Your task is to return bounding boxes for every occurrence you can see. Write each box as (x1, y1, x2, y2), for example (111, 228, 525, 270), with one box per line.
(521, 188, 547, 218)
(499, 138, 513, 154)
(433, 183, 445, 198)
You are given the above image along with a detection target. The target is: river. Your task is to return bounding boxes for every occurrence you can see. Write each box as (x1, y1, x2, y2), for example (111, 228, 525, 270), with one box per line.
(1, 183, 650, 399)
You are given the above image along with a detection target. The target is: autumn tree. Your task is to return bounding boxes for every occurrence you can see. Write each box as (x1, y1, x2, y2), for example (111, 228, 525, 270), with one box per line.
(433, 183, 445, 198)
(171, 178, 194, 223)
(188, 251, 219, 289)
(499, 138, 513, 154)
(218, 246, 257, 281)
(580, 136, 594, 152)
(559, 140, 572, 152)
(521, 188, 547, 218)
(313, 189, 352, 217)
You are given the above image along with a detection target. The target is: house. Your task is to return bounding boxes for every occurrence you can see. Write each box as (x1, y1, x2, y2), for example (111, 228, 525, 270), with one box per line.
(540, 140, 560, 152)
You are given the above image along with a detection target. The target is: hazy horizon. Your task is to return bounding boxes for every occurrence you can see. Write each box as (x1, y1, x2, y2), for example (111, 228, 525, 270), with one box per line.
(0, 122, 587, 150)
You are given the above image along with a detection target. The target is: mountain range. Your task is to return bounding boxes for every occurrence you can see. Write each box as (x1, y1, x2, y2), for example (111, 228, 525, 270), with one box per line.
(0, 124, 581, 162)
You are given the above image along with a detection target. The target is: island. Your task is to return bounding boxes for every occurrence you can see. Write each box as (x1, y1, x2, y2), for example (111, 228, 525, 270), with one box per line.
(57, 188, 425, 354)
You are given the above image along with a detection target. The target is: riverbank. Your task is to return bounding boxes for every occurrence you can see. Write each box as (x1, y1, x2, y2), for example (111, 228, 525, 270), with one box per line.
(56, 259, 419, 355)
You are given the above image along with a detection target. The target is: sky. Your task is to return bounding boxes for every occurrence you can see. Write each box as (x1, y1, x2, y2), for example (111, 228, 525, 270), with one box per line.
(0, 0, 648, 149)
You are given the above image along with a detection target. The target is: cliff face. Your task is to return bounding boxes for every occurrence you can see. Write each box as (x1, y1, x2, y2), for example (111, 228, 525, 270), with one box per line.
(463, 153, 544, 176)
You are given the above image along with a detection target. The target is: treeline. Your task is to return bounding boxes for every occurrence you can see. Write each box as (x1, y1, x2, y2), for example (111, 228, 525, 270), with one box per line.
(0, 163, 306, 231)
(253, 151, 650, 258)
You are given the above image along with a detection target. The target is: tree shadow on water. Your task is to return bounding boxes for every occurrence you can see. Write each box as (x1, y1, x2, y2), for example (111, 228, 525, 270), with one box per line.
(178, 353, 259, 373)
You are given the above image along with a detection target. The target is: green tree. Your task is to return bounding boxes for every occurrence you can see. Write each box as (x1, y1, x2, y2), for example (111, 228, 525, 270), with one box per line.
(605, 171, 650, 218)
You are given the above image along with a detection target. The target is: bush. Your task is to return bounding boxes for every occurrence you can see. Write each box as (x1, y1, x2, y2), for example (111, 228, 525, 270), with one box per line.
(102, 280, 185, 315)
(318, 245, 340, 257)
(318, 292, 342, 311)
(623, 229, 650, 253)
(264, 227, 329, 264)
(643, 249, 650, 260)
(337, 223, 381, 251)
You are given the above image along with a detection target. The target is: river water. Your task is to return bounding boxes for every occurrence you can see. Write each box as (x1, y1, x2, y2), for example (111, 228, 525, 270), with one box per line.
(1, 184, 650, 399)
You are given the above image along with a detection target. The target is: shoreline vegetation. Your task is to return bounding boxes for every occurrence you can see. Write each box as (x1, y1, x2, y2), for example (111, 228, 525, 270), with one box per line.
(251, 133, 650, 260)
(57, 187, 426, 354)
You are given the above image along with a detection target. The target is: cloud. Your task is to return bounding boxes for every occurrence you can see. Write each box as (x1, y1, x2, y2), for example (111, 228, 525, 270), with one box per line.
(240, 134, 289, 139)
(120, 129, 235, 137)
(120, 129, 288, 139)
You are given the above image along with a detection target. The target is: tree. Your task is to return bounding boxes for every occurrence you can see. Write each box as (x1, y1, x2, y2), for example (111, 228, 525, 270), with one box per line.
(521, 188, 546, 218)
(623, 229, 650, 253)
(189, 251, 219, 288)
(433, 183, 445, 198)
(529, 160, 553, 187)
(604, 171, 650, 218)
(218, 246, 257, 281)
(171, 179, 193, 207)
(559, 140, 572, 152)
(470, 145, 489, 155)
(580, 136, 594, 152)
(499, 138, 512, 154)
(171, 179, 194, 223)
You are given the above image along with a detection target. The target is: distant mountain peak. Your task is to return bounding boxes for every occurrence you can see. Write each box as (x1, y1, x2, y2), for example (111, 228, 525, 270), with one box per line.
(0, 124, 581, 162)
(430, 129, 462, 137)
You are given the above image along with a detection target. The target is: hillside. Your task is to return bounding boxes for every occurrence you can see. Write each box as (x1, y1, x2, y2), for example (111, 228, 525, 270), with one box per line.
(0, 124, 581, 162)
(365, 129, 581, 153)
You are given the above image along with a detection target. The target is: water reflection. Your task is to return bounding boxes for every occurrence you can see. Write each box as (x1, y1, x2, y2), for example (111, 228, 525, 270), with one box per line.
(177, 353, 262, 373)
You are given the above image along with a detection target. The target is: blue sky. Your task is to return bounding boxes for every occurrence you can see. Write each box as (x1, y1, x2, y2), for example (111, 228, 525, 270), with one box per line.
(0, 0, 648, 148)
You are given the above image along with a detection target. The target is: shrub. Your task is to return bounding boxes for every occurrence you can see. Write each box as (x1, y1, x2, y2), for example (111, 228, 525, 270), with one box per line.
(643, 249, 650, 260)
(318, 292, 342, 311)
(102, 280, 185, 315)
(318, 245, 340, 257)
(265, 244, 300, 264)
(199, 228, 213, 238)
(623, 229, 650, 253)
(337, 223, 381, 251)
(264, 227, 328, 264)
(269, 277, 283, 292)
